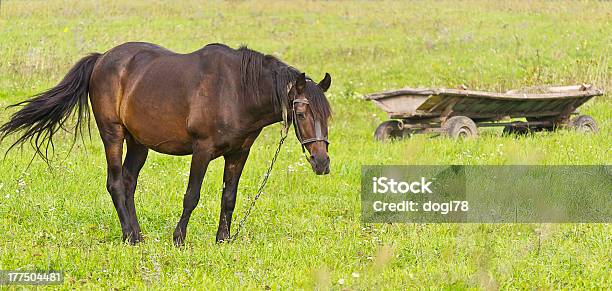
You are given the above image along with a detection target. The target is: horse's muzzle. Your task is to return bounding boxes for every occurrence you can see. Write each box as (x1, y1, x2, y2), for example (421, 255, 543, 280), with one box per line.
(309, 155, 330, 175)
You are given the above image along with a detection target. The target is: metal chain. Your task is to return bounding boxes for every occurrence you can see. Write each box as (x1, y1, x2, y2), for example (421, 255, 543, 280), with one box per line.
(229, 127, 288, 241)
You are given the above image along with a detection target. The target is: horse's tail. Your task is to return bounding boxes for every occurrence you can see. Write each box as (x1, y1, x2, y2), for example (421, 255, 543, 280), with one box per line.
(0, 53, 101, 162)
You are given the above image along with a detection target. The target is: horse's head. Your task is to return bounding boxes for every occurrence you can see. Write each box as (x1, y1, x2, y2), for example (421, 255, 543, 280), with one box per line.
(290, 73, 332, 175)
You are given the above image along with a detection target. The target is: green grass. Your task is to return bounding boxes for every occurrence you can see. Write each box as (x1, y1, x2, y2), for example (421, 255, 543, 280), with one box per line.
(0, 0, 611, 289)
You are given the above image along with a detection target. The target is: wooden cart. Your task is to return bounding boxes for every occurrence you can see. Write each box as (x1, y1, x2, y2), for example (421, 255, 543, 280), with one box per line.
(364, 84, 604, 140)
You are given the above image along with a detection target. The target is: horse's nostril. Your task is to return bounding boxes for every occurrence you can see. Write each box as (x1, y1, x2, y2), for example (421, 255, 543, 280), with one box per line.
(312, 155, 329, 165)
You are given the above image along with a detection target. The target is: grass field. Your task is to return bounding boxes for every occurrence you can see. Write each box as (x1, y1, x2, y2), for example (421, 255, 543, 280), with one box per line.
(0, 0, 611, 289)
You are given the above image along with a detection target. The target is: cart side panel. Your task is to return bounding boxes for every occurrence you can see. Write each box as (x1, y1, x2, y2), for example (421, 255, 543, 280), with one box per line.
(416, 95, 597, 119)
(370, 95, 430, 118)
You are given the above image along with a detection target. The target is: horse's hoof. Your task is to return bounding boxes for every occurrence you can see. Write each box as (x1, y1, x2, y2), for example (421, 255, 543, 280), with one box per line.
(173, 238, 184, 247)
(129, 234, 144, 245)
(173, 230, 186, 247)
(123, 232, 143, 245)
(215, 232, 230, 243)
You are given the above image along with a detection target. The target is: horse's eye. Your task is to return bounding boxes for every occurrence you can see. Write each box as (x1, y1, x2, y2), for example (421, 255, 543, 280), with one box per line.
(297, 112, 306, 119)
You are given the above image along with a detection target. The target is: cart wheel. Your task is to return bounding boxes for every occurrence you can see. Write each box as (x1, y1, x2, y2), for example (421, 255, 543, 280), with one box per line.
(442, 116, 478, 138)
(571, 115, 599, 133)
(374, 120, 404, 141)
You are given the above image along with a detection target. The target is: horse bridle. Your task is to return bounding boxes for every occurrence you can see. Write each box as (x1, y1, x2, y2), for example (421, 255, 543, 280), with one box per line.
(292, 97, 329, 154)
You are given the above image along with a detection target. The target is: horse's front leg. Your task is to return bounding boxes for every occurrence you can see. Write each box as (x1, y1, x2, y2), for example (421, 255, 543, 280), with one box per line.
(216, 149, 251, 242)
(173, 141, 212, 246)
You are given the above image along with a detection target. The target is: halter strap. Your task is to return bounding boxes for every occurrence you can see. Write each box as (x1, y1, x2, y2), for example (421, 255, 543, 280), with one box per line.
(292, 98, 329, 153)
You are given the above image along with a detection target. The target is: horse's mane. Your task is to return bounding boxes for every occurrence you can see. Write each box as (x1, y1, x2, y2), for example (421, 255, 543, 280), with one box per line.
(238, 46, 332, 122)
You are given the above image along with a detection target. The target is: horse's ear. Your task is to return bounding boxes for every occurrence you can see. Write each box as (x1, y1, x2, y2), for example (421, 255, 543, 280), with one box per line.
(318, 73, 331, 92)
(295, 73, 307, 93)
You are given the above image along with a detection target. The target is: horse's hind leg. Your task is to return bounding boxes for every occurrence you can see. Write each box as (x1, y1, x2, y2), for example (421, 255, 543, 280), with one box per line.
(122, 134, 149, 243)
(99, 124, 135, 244)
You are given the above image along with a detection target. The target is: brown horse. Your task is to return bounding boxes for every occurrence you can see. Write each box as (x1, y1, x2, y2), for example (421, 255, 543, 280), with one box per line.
(0, 42, 332, 245)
